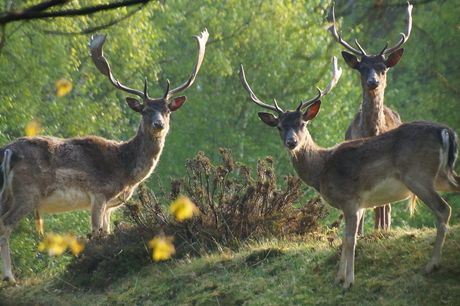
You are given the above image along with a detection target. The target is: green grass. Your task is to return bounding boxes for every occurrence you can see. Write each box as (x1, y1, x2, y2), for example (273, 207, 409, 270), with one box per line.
(2, 225, 460, 306)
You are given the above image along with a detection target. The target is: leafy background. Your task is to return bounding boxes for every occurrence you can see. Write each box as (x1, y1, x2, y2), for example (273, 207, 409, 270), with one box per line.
(1, 0, 459, 277)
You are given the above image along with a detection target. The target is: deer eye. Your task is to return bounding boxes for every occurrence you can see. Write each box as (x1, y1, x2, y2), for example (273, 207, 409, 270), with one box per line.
(301, 122, 306, 128)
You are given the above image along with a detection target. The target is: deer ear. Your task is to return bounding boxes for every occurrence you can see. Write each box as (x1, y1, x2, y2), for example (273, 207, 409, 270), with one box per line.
(168, 96, 186, 112)
(126, 97, 144, 112)
(258, 112, 279, 127)
(303, 100, 321, 121)
(385, 48, 404, 68)
(341, 51, 360, 69)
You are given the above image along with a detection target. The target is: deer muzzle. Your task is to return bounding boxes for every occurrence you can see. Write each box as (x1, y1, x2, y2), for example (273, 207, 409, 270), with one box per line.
(366, 69, 379, 90)
(153, 120, 165, 129)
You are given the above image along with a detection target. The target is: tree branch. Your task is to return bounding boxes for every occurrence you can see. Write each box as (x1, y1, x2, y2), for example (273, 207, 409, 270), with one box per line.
(42, 3, 146, 35)
(0, 0, 152, 25)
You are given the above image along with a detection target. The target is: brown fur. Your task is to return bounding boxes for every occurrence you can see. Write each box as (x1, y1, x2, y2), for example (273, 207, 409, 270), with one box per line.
(0, 97, 180, 283)
(0, 29, 208, 283)
(259, 101, 458, 290)
(342, 50, 405, 230)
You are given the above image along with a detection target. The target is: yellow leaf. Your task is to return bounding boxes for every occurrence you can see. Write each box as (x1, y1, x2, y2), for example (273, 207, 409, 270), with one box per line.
(38, 232, 85, 256)
(148, 236, 175, 261)
(55, 78, 72, 97)
(43, 232, 67, 256)
(65, 234, 85, 255)
(169, 195, 199, 221)
(25, 119, 43, 137)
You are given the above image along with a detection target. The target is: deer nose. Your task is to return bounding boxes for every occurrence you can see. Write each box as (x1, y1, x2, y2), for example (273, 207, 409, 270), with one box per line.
(367, 79, 379, 89)
(286, 139, 297, 149)
(153, 121, 164, 129)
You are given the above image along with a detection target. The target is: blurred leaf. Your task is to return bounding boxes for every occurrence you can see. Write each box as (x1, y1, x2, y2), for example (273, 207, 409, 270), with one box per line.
(38, 232, 85, 256)
(55, 78, 73, 97)
(25, 118, 43, 136)
(148, 236, 176, 261)
(169, 195, 199, 221)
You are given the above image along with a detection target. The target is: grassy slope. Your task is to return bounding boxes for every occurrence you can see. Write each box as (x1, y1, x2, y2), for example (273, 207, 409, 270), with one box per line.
(1, 225, 460, 306)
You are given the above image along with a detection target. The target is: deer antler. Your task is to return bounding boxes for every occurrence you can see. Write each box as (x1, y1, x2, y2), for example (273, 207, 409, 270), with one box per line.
(164, 29, 209, 100)
(90, 29, 209, 101)
(298, 56, 342, 110)
(89, 34, 148, 100)
(238, 64, 284, 114)
(328, 3, 364, 56)
(379, 2, 412, 55)
(328, 2, 413, 56)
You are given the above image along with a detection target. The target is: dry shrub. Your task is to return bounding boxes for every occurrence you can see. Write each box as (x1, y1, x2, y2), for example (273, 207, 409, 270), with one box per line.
(127, 148, 329, 255)
(64, 149, 329, 289)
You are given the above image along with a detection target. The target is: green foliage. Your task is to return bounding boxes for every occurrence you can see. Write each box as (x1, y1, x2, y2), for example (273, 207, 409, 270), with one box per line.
(8, 211, 91, 279)
(1, 0, 460, 284)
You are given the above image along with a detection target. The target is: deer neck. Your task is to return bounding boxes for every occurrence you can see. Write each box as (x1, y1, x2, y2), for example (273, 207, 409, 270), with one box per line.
(119, 123, 168, 183)
(360, 85, 386, 137)
(286, 136, 328, 192)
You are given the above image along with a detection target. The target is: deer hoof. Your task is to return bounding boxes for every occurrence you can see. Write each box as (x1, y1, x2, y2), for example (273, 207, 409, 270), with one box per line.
(334, 276, 344, 285)
(425, 262, 440, 274)
(2, 275, 17, 284)
(342, 280, 353, 291)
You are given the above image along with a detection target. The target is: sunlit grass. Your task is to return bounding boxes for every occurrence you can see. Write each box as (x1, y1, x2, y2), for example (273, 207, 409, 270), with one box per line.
(2, 225, 460, 305)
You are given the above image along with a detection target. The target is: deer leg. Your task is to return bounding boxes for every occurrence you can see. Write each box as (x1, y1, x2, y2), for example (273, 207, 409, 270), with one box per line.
(422, 193, 450, 273)
(384, 204, 391, 230)
(102, 208, 112, 233)
(0, 231, 14, 283)
(336, 209, 361, 290)
(374, 206, 384, 230)
(405, 180, 451, 273)
(335, 230, 347, 285)
(0, 194, 38, 283)
(357, 214, 364, 236)
(89, 194, 107, 233)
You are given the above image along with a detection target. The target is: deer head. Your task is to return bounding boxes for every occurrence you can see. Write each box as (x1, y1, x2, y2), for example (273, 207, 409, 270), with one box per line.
(328, 2, 412, 91)
(89, 29, 209, 138)
(238, 57, 342, 150)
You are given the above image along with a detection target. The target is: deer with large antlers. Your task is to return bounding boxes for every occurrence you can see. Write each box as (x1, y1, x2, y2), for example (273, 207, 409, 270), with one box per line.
(239, 57, 458, 290)
(0, 29, 208, 283)
(328, 2, 413, 231)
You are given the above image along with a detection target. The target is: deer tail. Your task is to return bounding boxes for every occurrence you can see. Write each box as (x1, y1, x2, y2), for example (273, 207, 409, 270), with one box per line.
(441, 128, 458, 187)
(35, 210, 44, 235)
(0, 149, 13, 198)
(409, 194, 418, 216)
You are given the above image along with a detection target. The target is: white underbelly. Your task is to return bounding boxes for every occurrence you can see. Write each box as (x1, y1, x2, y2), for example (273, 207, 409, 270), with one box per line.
(38, 188, 93, 214)
(361, 177, 412, 208)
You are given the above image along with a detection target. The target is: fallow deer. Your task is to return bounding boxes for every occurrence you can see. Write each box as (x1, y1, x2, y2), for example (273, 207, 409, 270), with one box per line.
(239, 57, 457, 290)
(0, 29, 209, 283)
(328, 2, 413, 231)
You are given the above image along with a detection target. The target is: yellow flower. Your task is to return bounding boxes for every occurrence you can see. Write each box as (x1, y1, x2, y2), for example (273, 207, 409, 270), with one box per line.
(55, 78, 72, 97)
(38, 232, 85, 256)
(25, 119, 43, 137)
(38, 232, 66, 256)
(65, 234, 85, 255)
(169, 195, 199, 221)
(148, 236, 175, 262)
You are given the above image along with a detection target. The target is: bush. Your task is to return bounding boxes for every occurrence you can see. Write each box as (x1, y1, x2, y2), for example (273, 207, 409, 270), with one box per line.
(63, 149, 329, 289)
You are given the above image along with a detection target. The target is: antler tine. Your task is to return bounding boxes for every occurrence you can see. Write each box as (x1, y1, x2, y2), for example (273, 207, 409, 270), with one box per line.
(299, 56, 343, 110)
(354, 39, 367, 56)
(89, 34, 147, 100)
(327, 2, 364, 56)
(238, 64, 284, 114)
(165, 29, 209, 100)
(381, 2, 413, 55)
(378, 42, 389, 56)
